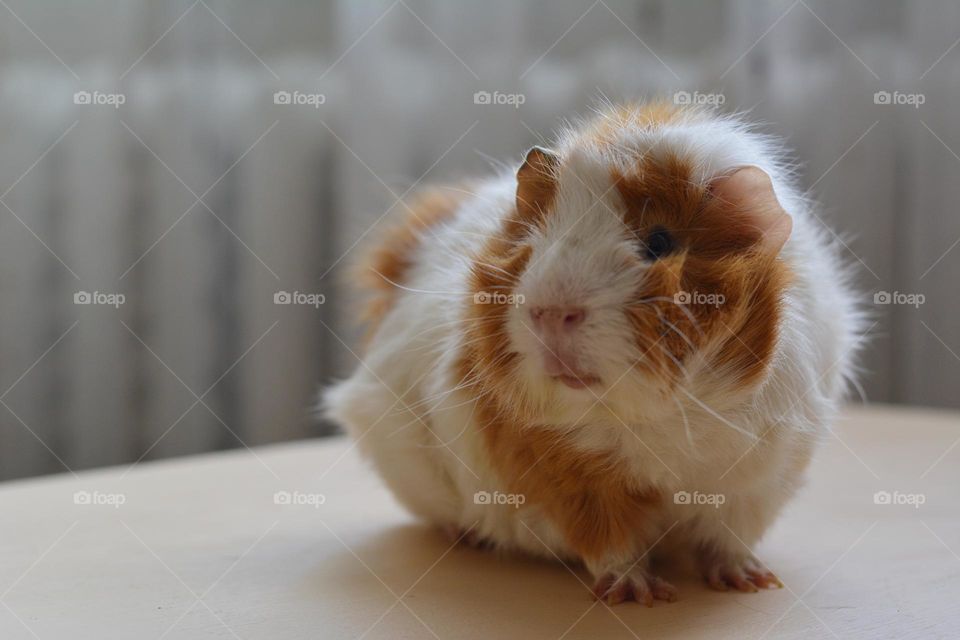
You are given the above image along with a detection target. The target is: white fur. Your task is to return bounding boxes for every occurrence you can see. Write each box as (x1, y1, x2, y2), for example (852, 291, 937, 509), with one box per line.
(324, 107, 863, 580)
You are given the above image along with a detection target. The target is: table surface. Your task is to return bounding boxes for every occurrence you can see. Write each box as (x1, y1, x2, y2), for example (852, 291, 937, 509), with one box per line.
(1, 405, 958, 639)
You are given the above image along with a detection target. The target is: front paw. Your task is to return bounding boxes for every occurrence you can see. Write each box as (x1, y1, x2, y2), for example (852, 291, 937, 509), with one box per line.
(441, 524, 495, 551)
(592, 567, 678, 606)
(702, 554, 782, 592)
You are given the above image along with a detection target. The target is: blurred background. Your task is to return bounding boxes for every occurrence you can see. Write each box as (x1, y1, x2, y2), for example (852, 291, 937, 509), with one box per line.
(1, 0, 957, 480)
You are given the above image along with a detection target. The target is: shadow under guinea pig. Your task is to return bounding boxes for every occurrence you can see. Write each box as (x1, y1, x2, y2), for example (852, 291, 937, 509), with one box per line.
(313, 523, 772, 638)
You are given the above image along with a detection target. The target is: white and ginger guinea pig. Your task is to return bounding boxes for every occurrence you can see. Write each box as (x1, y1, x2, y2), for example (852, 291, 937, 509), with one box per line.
(324, 101, 862, 605)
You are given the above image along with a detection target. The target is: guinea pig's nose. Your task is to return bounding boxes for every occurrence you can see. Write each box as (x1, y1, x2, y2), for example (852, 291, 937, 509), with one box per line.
(529, 306, 587, 333)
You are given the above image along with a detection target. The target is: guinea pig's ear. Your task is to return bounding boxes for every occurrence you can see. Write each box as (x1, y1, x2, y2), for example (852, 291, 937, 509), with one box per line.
(516, 146, 560, 221)
(709, 166, 792, 255)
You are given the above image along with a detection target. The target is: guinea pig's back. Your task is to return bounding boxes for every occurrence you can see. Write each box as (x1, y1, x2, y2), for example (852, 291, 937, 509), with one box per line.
(355, 186, 468, 340)
(321, 176, 514, 525)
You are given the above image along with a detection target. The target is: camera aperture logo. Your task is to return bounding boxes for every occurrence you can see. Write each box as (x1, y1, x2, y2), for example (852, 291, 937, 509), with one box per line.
(473, 291, 524, 307)
(673, 490, 725, 508)
(674, 290, 725, 307)
(73, 90, 126, 108)
(274, 290, 325, 308)
(673, 90, 725, 106)
(873, 290, 924, 308)
(873, 490, 925, 509)
(473, 490, 525, 509)
(473, 90, 525, 108)
(873, 90, 925, 108)
(74, 290, 125, 308)
(273, 90, 326, 108)
(273, 490, 325, 508)
(73, 490, 126, 508)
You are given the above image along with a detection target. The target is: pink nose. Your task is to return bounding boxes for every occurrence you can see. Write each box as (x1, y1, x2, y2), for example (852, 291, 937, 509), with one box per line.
(529, 306, 587, 333)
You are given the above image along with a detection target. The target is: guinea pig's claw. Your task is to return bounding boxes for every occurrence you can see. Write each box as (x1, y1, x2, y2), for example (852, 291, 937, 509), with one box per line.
(441, 524, 495, 551)
(592, 569, 678, 606)
(704, 556, 781, 592)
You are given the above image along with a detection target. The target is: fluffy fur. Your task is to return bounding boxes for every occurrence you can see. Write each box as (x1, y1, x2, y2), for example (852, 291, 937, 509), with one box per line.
(324, 102, 863, 605)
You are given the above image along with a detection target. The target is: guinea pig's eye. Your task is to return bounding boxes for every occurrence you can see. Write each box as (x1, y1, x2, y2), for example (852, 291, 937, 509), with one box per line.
(642, 227, 674, 260)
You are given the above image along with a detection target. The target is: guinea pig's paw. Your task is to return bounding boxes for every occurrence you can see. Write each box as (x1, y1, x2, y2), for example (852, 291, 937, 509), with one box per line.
(441, 524, 495, 551)
(702, 554, 782, 593)
(592, 567, 678, 606)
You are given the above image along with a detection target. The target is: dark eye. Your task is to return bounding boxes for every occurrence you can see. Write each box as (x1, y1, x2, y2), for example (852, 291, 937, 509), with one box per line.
(643, 227, 674, 260)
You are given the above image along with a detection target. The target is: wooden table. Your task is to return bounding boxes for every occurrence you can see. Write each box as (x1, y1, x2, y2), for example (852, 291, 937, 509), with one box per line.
(1, 405, 958, 639)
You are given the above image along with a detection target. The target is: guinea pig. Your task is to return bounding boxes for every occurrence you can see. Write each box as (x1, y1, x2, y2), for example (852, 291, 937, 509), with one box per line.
(323, 101, 863, 605)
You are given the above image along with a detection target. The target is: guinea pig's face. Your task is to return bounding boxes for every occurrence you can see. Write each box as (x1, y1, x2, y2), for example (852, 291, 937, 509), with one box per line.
(461, 145, 791, 424)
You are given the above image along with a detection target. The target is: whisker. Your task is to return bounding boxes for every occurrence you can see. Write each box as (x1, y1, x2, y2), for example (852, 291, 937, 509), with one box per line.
(635, 296, 703, 335)
(673, 394, 696, 451)
(653, 308, 697, 351)
(677, 387, 758, 441)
